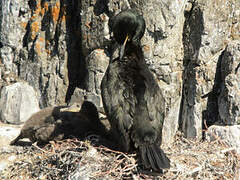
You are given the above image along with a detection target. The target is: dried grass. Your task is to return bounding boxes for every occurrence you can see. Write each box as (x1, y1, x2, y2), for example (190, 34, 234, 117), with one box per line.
(0, 131, 239, 180)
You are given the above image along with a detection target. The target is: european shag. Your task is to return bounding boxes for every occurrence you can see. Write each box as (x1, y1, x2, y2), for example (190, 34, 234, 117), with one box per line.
(10, 101, 107, 145)
(101, 41, 170, 171)
(108, 9, 146, 60)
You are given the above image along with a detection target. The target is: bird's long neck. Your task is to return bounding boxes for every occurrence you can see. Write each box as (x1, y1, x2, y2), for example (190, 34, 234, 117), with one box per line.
(124, 43, 144, 60)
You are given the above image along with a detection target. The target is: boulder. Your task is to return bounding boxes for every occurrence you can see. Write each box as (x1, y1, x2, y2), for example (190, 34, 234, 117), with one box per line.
(206, 125, 240, 154)
(0, 82, 40, 124)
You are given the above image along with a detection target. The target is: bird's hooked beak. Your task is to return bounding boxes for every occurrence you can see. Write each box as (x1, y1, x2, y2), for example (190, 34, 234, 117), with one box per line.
(119, 34, 129, 60)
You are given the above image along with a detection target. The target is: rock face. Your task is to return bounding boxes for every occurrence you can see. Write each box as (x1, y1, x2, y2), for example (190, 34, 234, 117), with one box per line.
(0, 0, 240, 146)
(0, 82, 40, 124)
(218, 41, 240, 125)
(181, 0, 239, 139)
(0, 0, 76, 107)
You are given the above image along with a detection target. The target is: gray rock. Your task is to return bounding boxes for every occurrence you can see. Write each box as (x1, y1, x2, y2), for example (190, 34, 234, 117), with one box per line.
(84, 93, 102, 109)
(85, 49, 109, 95)
(218, 41, 240, 125)
(69, 87, 105, 114)
(206, 125, 240, 154)
(0, 126, 21, 147)
(69, 88, 85, 106)
(0, 0, 29, 72)
(0, 82, 40, 124)
(79, 1, 111, 56)
(181, 0, 234, 139)
(162, 98, 181, 146)
(0, 0, 70, 107)
(85, 49, 109, 109)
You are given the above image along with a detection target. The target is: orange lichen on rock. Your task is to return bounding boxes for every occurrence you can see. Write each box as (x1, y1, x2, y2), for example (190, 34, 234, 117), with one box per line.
(44, 2, 49, 11)
(143, 45, 150, 52)
(33, 1, 41, 18)
(35, 42, 41, 55)
(61, 15, 66, 22)
(52, 2, 60, 22)
(40, 7, 45, 16)
(45, 49, 51, 55)
(39, 37, 45, 42)
(100, 14, 107, 21)
(31, 21, 39, 40)
(30, 15, 37, 20)
(85, 22, 91, 29)
(46, 40, 50, 46)
(95, 49, 104, 56)
(40, 2, 49, 16)
(21, 22, 28, 29)
(61, 5, 67, 22)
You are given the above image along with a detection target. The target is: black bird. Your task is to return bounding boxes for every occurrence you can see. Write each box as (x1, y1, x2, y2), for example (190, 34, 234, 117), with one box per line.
(109, 9, 146, 60)
(101, 42, 170, 172)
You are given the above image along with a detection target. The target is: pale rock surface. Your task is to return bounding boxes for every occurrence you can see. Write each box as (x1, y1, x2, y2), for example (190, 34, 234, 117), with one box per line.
(0, 123, 21, 147)
(85, 49, 109, 109)
(0, 82, 40, 124)
(206, 125, 240, 154)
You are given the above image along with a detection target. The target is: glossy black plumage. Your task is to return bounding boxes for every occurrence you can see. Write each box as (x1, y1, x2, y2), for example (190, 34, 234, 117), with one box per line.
(101, 43, 170, 171)
(109, 9, 146, 60)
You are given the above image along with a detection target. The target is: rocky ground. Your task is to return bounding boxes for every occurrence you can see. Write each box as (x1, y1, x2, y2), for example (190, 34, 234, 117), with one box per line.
(0, 123, 239, 180)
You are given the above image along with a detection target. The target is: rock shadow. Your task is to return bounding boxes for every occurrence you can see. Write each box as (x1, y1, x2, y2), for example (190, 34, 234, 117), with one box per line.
(64, 0, 87, 103)
(179, 2, 204, 136)
(202, 52, 224, 129)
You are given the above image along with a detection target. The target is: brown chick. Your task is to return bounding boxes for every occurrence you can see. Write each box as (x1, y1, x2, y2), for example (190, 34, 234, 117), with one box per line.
(10, 104, 81, 145)
(10, 101, 109, 145)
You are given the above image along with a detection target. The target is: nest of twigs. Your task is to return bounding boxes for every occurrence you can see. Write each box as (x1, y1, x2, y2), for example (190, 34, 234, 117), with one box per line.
(0, 131, 239, 180)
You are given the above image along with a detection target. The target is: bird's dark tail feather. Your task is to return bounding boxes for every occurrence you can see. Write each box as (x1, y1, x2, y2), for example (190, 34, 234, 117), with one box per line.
(140, 144, 170, 172)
